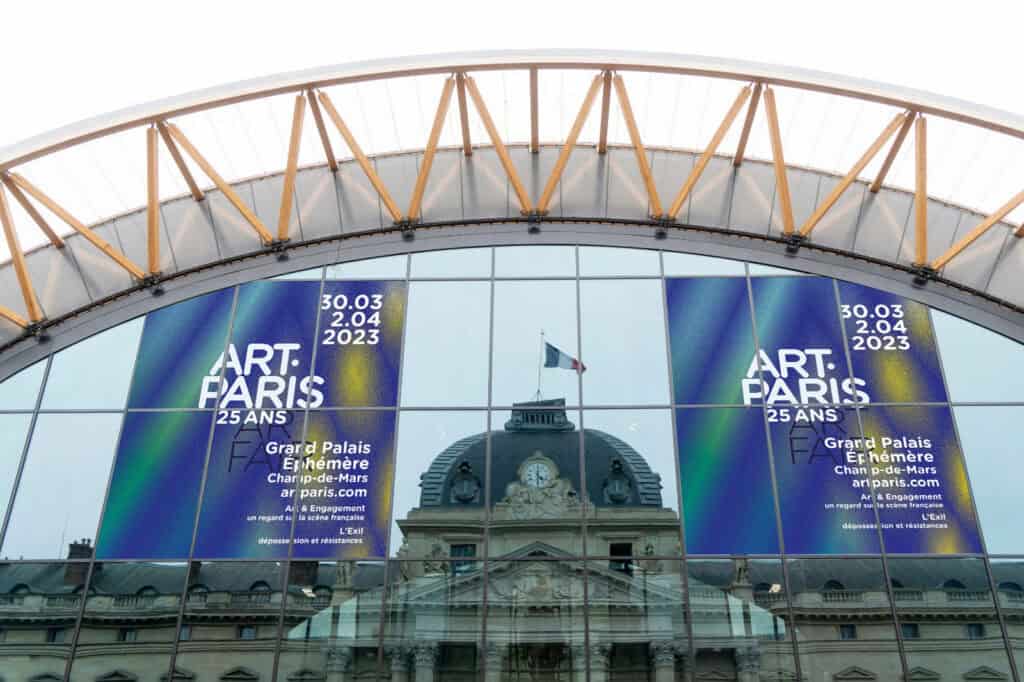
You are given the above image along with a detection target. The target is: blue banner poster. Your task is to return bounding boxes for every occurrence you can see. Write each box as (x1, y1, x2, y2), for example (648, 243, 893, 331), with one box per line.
(293, 410, 397, 559)
(316, 281, 406, 407)
(836, 281, 948, 403)
(96, 412, 212, 559)
(676, 407, 779, 554)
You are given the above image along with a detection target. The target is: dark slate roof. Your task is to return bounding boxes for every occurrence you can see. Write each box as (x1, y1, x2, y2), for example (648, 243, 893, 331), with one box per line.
(418, 399, 664, 509)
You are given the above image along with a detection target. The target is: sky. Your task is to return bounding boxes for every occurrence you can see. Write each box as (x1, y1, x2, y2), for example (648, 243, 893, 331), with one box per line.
(2, 0, 1024, 147)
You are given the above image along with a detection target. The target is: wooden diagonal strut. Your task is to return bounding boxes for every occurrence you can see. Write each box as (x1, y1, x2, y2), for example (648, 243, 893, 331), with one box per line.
(763, 87, 795, 236)
(612, 74, 663, 218)
(278, 94, 306, 241)
(870, 111, 915, 193)
(146, 125, 160, 274)
(0, 184, 42, 323)
(456, 73, 472, 157)
(316, 91, 404, 224)
(932, 188, 1024, 270)
(163, 123, 275, 244)
(0, 305, 27, 329)
(463, 75, 533, 214)
(536, 73, 605, 215)
(306, 90, 338, 172)
(668, 85, 752, 220)
(598, 71, 612, 154)
(0, 175, 64, 248)
(799, 111, 910, 238)
(4, 172, 145, 280)
(156, 122, 204, 202)
(914, 115, 928, 267)
(733, 83, 762, 167)
(408, 77, 456, 222)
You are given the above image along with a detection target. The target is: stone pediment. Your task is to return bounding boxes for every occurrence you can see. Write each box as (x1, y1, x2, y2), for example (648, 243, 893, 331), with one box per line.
(29, 676, 63, 682)
(964, 667, 1008, 680)
(287, 671, 326, 682)
(834, 667, 877, 680)
(96, 673, 139, 682)
(220, 669, 260, 682)
(905, 667, 941, 681)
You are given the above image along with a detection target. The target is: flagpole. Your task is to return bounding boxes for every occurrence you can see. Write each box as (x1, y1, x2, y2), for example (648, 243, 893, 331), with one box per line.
(535, 329, 544, 400)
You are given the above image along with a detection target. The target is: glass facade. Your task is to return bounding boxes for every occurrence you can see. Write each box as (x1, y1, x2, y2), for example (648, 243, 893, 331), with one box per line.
(0, 246, 1020, 681)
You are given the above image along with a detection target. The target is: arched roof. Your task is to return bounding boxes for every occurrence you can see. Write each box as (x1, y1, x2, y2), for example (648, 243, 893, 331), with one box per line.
(2, 50, 1024, 378)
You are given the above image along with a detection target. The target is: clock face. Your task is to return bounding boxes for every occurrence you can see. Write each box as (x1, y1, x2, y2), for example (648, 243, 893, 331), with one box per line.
(524, 461, 553, 488)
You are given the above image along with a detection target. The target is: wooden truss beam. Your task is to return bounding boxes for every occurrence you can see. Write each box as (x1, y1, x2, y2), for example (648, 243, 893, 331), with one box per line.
(0, 305, 27, 329)
(529, 67, 539, 154)
(164, 123, 275, 243)
(456, 73, 472, 157)
(306, 90, 338, 172)
(597, 71, 612, 154)
(0, 175, 64, 248)
(914, 115, 928, 267)
(278, 94, 306, 241)
(733, 83, 762, 167)
(316, 91, 404, 224)
(463, 75, 533, 214)
(0, 184, 42, 323)
(156, 122, 205, 202)
(668, 85, 751, 220)
(537, 73, 605, 215)
(799, 111, 909, 238)
(4, 172, 145, 280)
(408, 77, 456, 222)
(612, 74, 663, 218)
(763, 87, 795, 235)
(870, 111, 916, 193)
(933, 188, 1024, 270)
(146, 126, 160, 274)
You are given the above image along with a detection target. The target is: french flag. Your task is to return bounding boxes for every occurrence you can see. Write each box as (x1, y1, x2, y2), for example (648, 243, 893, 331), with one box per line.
(544, 342, 586, 373)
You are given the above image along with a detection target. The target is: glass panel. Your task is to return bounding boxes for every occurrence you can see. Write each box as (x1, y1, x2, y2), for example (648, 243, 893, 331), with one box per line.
(787, 558, 902, 680)
(127, 288, 235, 409)
(95, 412, 212, 560)
(42, 318, 144, 409)
(665, 276, 756, 405)
(277, 561, 386, 681)
(580, 279, 670, 405)
(662, 251, 746, 276)
(0, 562, 84, 678)
(485, 559, 586, 680)
(888, 557, 1013, 679)
(492, 280, 579, 407)
(953, 406, 1023, 554)
(383, 561, 482, 681)
(495, 245, 576, 277)
(0, 414, 31, 532)
(390, 411, 487, 559)
(3, 412, 123, 560)
(271, 266, 324, 280)
(748, 262, 810, 276)
(932, 309, 1024, 403)
(400, 281, 490, 407)
(582, 410, 681, 559)
(990, 558, 1024, 671)
(327, 254, 408, 280)
(676, 407, 779, 555)
(588, 559, 687, 680)
(579, 246, 659, 276)
(69, 561, 186, 681)
(688, 559, 797, 680)
(174, 561, 285, 680)
(489, 408, 583, 558)
(410, 247, 492, 278)
(0, 360, 45, 410)
(193, 410, 307, 560)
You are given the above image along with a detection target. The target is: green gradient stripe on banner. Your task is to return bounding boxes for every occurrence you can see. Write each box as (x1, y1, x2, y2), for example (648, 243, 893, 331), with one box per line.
(97, 411, 211, 559)
(126, 288, 235, 409)
(676, 407, 779, 554)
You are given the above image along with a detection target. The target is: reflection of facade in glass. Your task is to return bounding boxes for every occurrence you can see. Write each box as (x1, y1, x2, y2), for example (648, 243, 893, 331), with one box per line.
(3, 52, 1024, 681)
